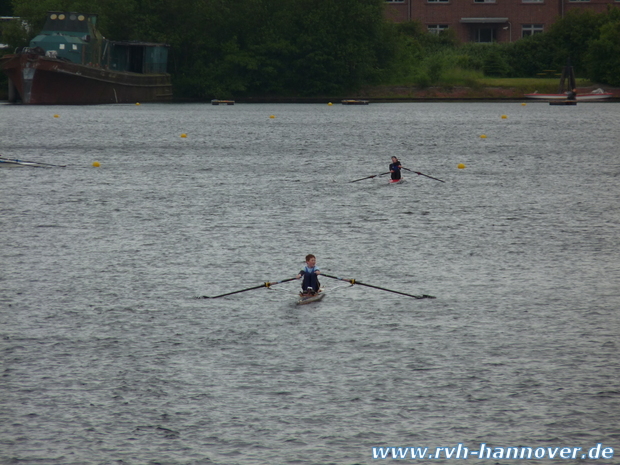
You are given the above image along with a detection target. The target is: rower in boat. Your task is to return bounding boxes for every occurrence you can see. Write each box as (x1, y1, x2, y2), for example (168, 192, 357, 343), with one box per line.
(296, 254, 321, 296)
(389, 156, 403, 183)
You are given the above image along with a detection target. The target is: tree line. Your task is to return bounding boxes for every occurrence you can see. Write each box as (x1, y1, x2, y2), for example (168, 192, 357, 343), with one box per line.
(2, 0, 620, 98)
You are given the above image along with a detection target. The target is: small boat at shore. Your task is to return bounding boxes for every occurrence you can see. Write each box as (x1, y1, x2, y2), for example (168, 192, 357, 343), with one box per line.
(341, 99, 369, 105)
(524, 60, 612, 102)
(524, 89, 612, 101)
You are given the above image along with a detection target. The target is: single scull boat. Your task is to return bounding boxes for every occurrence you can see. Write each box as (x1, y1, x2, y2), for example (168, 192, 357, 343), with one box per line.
(296, 288, 325, 305)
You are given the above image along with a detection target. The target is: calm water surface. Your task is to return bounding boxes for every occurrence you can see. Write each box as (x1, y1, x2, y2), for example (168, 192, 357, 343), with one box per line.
(1, 102, 619, 464)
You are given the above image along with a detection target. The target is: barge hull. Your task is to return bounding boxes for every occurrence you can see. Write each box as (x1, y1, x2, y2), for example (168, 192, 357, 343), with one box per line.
(2, 52, 172, 105)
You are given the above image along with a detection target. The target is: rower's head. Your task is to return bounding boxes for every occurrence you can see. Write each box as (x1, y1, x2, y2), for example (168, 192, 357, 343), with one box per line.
(391, 156, 399, 162)
(305, 254, 316, 266)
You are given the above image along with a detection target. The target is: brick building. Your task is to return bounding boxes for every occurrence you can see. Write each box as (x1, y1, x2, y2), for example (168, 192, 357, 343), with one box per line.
(384, 0, 619, 42)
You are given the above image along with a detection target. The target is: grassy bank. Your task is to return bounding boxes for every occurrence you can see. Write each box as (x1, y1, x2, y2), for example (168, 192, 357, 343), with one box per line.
(356, 77, 619, 101)
(477, 77, 594, 93)
(2, 76, 616, 104)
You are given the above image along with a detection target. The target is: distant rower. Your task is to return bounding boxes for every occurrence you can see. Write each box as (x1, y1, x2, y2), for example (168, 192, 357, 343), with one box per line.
(389, 156, 402, 181)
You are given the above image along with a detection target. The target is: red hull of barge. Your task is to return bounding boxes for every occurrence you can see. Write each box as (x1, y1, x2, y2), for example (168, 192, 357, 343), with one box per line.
(1, 52, 173, 105)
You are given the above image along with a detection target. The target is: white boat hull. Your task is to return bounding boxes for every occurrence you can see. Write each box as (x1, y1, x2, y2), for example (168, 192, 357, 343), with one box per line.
(296, 289, 325, 305)
(524, 92, 613, 101)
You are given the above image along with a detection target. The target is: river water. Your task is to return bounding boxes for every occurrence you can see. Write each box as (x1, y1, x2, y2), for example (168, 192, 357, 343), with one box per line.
(1, 102, 619, 464)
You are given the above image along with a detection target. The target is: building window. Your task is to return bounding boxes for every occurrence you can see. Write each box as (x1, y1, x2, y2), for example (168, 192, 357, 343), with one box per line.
(568, 0, 590, 2)
(522, 24, 544, 36)
(428, 0, 450, 3)
(474, 0, 496, 3)
(428, 25, 449, 34)
(474, 27, 496, 42)
(385, 0, 405, 2)
(522, 0, 544, 3)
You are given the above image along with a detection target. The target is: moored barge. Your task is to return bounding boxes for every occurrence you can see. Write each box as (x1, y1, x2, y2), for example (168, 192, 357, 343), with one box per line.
(1, 12, 173, 104)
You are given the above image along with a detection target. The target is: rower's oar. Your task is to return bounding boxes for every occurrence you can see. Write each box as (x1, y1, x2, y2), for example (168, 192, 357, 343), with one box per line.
(201, 277, 297, 299)
(0, 156, 66, 168)
(402, 167, 444, 183)
(350, 171, 390, 183)
(322, 273, 435, 299)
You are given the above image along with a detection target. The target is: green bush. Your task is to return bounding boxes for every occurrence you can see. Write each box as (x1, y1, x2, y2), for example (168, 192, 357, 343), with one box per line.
(586, 20, 620, 86)
(482, 50, 511, 77)
(501, 34, 557, 77)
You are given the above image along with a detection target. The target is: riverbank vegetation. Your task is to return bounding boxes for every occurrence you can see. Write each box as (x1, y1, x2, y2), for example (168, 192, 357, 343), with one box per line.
(2, 0, 620, 99)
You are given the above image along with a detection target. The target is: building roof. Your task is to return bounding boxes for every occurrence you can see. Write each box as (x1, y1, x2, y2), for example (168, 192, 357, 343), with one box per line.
(460, 17, 509, 23)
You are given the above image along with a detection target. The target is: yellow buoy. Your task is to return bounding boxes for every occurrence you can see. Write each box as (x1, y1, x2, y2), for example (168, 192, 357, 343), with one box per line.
(136, 102, 141, 106)
(501, 115, 507, 119)
(92, 161, 100, 167)
(522, 103, 527, 106)
(480, 134, 487, 139)
(328, 102, 333, 106)
(457, 163, 466, 169)
(180, 133, 187, 138)
(269, 115, 276, 119)
(53, 114, 60, 118)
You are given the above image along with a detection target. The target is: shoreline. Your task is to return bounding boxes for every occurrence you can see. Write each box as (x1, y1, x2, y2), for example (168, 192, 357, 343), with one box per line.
(237, 84, 620, 103)
(1, 85, 619, 104)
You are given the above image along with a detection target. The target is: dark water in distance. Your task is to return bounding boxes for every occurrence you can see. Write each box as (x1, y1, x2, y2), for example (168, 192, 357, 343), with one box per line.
(1, 102, 619, 465)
